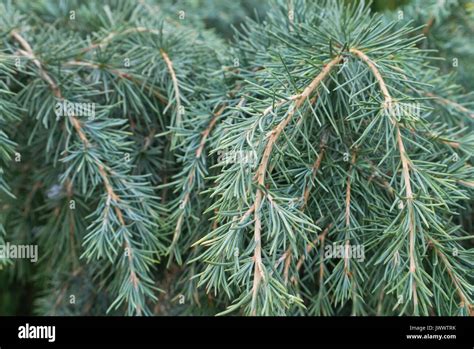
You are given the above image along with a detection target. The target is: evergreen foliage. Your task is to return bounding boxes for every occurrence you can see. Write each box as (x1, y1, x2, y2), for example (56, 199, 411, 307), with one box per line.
(0, 0, 472, 316)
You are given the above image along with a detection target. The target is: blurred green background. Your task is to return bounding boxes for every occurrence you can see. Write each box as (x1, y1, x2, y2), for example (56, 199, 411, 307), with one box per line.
(160, 0, 411, 39)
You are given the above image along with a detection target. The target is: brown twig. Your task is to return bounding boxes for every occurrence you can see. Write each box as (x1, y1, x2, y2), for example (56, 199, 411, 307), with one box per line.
(12, 31, 90, 146)
(169, 105, 226, 260)
(282, 135, 328, 283)
(429, 239, 472, 313)
(65, 60, 168, 104)
(291, 224, 333, 285)
(11, 31, 142, 310)
(344, 152, 357, 276)
(350, 48, 418, 306)
(303, 135, 328, 206)
(365, 154, 472, 314)
(422, 17, 435, 37)
(425, 92, 474, 120)
(436, 251, 471, 310)
(250, 56, 342, 314)
(160, 49, 182, 127)
(82, 27, 162, 53)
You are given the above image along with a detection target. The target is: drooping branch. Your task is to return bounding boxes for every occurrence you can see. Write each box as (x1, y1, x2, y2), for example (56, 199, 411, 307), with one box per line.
(160, 49, 182, 130)
(11, 30, 145, 313)
(350, 48, 419, 307)
(12, 31, 90, 145)
(282, 134, 328, 283)
(250, 55, 343, 314)
(12, 31, 118, 205)
(65, 60, 168, 104)
(82, 27, 161, 53)
(429, 239, 473, 313)
(425, 92, 474, 120)
(291, 224, 333, 284)
(364, 155, 472, 314)
(168, 104, 226, 264)
(303, 134, 328, 206)
(344, 152, 357, 275)
(12, 31, 60, 96)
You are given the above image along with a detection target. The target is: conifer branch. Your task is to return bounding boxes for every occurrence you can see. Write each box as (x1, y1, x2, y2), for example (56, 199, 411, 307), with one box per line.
(11, 28, 161, 316)
(350, 47, 419, 307)
(292, 224, 333, 283)
(250, 56, 342, 314)
(11, 31, 90, 144)
(168, 104, 226, 265)
(429, 239, 472, 313)
(302, 134, 328, 205)
(64, 60, 168, 104)
(11, 31, 61, 96)
(160, 49, 182, 132)
(425, 92, 474, 120)
(2, 0, 471, 317)
(283, 135, 328, 284)
(83, 27, 162, 53)
(344, 152, 357, 275)
(12, 30, 122, 220)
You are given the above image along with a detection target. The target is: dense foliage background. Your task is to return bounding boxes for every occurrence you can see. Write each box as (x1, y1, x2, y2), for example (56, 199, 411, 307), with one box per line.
(0, 0, 472, 316)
